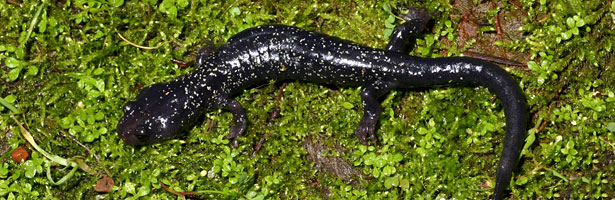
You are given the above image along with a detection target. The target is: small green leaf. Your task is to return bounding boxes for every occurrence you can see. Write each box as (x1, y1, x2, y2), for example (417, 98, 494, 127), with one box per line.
(392, 153, 403, 163)
(516, 176, 529, 185)
(109, 0, 124, 7)
(160, 0, 173, 8)
(382, 2, 392, 14)
(93, 68, 104, 75)
(5, 57, 22, 68)
(575, 18, 585, 27)
(382, 165, 396, 176)
(8, 67, 22, 81)
(47, 17, 57, 28)
(418, 46, 430, 56)
(167, 6, 178, 18)
(0, 163, 9, 178)
(27, 66, 38, 76)
(561, 30, 572, 40)
(98, 127, 108, 135)
(358, 145, 367, 153)
(384, 176, 399, 189)
(82, 131, 97, 142)
(537, 73, 546, 85)
(38, 17, 47, 33)
(571, 27, 579, 35)
(94, 30, 105, 39)
(176, 0, 189, 8)
(566, 140, 575, 149)
(123, 181, 136, 195)
(375, 157, 386, 168)
(363, 153, 376, 165)
(566, 17, 575, 28)
(607, 122, 615, 132)
(24, 160, 37, 178)
(383, 28, 393, 38)
(159, 0, 177, 19)
(95, 112, 105, 120)
(372, 167, 381, 177)
(87, 114, 96, 124)
(384, 22, 396, 28)
(16, 47, 25, 59)
(385, 15, 395, 24)
(136, 185, 150, 196)
(4, 45, 15, 52)
(95, 79, 105, 92)
(230, 7, 241, 17)
(342, 102, 354, 109)
(425, 35, 435, 47)
(399, 178, 409, 190)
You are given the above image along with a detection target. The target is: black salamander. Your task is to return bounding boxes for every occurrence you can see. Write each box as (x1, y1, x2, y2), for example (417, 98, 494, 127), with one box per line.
(117, 11, 526, 200)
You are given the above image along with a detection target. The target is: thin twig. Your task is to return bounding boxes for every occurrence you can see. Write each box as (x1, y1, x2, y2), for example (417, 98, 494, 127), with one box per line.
(7, 0, 22, 6)
(116, 31, 166, 50)
(268, 82, 288, 126)
(253, 82, 288, 156)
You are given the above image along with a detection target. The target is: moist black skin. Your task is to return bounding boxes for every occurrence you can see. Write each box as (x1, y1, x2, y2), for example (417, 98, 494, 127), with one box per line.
(117, 10, 526, 200)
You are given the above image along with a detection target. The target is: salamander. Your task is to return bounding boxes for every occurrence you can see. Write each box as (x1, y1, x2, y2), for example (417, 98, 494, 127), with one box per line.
(117, 10, 526, 200)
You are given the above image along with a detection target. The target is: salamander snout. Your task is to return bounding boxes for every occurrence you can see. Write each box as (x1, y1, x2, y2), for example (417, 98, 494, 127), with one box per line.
(117, 83, 194, 145)
(117, 101, 146, 145)
(117, 81, 212, 146)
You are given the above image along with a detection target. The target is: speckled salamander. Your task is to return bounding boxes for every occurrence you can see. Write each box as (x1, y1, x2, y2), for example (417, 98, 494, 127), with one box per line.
(117, 11, 526, 200)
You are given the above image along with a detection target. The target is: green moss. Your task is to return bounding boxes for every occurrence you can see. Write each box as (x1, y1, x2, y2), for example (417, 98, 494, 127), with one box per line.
(1, 0, 614, 199)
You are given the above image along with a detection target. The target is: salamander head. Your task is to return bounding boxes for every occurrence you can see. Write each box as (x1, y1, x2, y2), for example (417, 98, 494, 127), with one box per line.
(117, 81, 204, 145)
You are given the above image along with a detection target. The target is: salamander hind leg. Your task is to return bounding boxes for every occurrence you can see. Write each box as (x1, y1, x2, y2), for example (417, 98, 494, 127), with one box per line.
(215, 95, 247, 147)
(355, 82, 391, 145)
(386, 7, 438, 54)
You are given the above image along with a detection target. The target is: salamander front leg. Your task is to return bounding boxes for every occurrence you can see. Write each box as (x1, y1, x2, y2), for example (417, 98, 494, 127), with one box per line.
(355, 83, 391, 145)
(216, 95, 247, 147)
